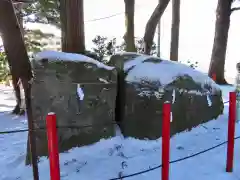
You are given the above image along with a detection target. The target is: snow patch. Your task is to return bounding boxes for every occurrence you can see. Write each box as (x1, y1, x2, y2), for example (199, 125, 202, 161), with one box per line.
(33, 50, 114, 70)
(124, 55, 219, 92)
(172, 89, 176, 104)
(98, 78, 109, 84)
(123, 55, 150, 71)
(77, 84, 84, 100)
(207, 95, 212, 106)
(0, 85, 240, 180)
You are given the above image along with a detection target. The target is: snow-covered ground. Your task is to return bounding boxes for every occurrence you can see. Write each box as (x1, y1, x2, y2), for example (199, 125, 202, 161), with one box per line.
(0, 84, 240, 180)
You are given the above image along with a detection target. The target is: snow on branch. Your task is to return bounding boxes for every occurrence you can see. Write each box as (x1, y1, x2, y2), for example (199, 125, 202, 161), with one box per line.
(231, 7, 240, 14)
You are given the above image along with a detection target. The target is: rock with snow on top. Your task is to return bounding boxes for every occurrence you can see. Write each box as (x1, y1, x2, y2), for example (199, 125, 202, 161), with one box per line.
(108, 53, 223, 139)
(30, 50, 117, 157)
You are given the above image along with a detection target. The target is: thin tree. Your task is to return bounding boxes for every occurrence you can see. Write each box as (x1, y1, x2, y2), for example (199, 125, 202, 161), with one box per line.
(143, 0, 170, 55)
(60, 0, 85, 53)
(157, 2, 161, 57)
(208, 0, 240, 84)
(170, 0, 180, 61)
(124, 0, 136, 52)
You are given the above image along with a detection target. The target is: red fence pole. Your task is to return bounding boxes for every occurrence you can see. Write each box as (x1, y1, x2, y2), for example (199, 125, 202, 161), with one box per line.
(226, 92, 236, 172)
(162, 102, 171, 180)
(46, 113, 60, 180)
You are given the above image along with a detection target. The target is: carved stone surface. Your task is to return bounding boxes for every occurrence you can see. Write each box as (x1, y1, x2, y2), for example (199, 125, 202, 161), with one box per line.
(31, 51, 117, 157)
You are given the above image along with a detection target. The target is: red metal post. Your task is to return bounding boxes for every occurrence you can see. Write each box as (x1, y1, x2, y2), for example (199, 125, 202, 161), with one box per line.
(46, 113, 60, 180)
(226, 92, 236, 172)
(162, 102, 171, 180)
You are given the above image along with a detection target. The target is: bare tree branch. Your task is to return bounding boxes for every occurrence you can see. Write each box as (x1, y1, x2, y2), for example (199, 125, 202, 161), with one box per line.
(231, 7, 240, 14)
(12, 0, 34, 3)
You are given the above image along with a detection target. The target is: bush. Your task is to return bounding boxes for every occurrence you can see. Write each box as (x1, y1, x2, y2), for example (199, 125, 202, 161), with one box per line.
(0, 49, 11, 83)
(91, 35, 157, 63)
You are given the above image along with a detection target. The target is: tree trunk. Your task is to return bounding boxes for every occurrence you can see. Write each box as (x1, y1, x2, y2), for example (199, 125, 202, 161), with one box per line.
(60, 0, 67, 51)
(157, 10, 161, 57)
(0, 0, 32, 115)
(143, 0, 170, 55)
(60, 0, 85, 54)
(0, 1, 32, 81)
(170, 0, 180, 61)
(13, 2, 25, 114)
(0, 1, 39, 178)
(124, 0, 136, 52)
(208, 0, 232, 84)
(14, 2, 24, 34)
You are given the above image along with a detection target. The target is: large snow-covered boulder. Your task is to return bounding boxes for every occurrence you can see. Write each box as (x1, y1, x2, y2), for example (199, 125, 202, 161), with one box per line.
(108, 53, 223, 139)
(31, 50, 117, 157)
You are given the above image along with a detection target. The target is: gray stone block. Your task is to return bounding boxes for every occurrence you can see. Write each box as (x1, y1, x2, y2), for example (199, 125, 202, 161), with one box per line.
(30, 52, 117, 157)
(108, 53, 224, 140)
